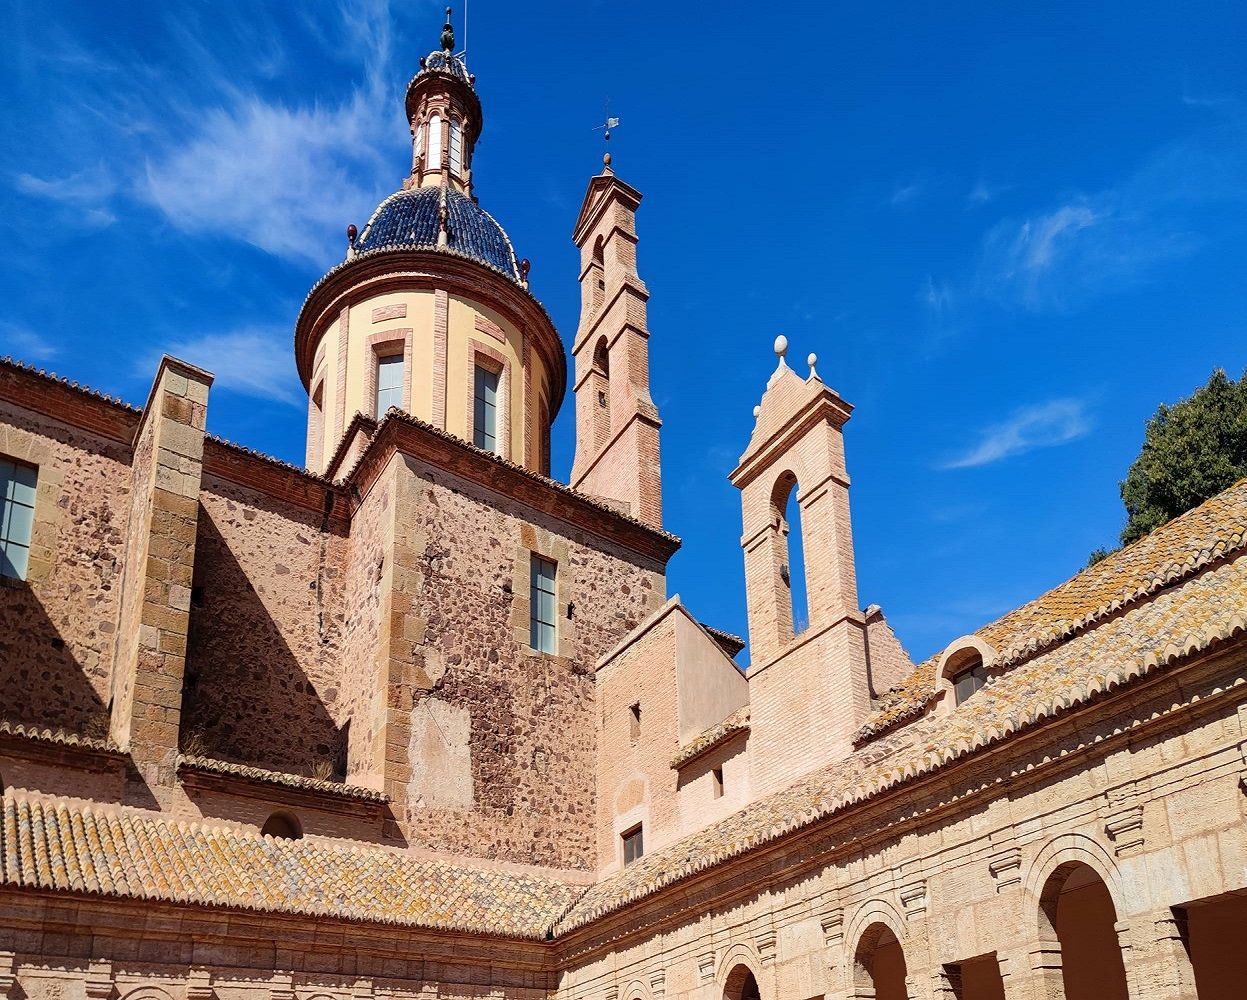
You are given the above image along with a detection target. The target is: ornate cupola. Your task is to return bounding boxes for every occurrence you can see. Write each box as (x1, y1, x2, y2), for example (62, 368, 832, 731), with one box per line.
(404, 7, 481, 196)
(293, 8, 565, 478)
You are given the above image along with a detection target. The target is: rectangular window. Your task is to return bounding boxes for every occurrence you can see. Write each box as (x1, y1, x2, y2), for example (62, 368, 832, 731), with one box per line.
(622, 824, 644, 867)
(629, 702, 641, 741)
(0, 457, 37, 581)
(474, 364, 499, 453)
(375, 353, 404, 417)
(449, 119, 464, 176)
(712, 766, 724, 799)
(529, 554, 557, 653)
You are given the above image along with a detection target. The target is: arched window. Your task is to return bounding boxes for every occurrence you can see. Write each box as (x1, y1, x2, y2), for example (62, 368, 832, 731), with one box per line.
(592, 337, 611, 448)
(772, 473, 809, 636)
(261, 811, 303, 840)
(936, 636, 996, 709)
(427, 113, 443, 169)
(449, 118, 464, 176)
(1038, 862, 1129, 1000)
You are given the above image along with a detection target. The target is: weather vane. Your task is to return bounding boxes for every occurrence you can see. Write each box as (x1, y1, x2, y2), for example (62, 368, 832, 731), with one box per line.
(593, 105, 621, 171)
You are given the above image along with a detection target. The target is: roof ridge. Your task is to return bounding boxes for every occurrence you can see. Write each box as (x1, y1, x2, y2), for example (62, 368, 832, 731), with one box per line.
(0, 356, 140, 413)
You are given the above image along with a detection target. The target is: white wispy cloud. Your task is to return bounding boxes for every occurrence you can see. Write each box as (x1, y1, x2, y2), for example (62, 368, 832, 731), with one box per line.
(146, 329, 302, 406)
(14, 168, 117, 226)
(966, 178, 1011, 205)
(927, 126, 1247, 316)
(942, 398, 1091, 469)
(0, 324, 60, 362)
(922, 275, 953, 313)
(140, 3, 401, 266)
(889, 180, 925, 207)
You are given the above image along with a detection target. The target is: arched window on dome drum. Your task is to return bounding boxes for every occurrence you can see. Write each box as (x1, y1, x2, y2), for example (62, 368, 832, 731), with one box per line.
(427, 113, 443, 170)
(449, 119, 464, 177)
(412, 120, 424, 171)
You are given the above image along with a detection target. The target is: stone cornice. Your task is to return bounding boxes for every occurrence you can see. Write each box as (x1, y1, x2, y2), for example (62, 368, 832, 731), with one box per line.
(345, 411, 680, 567)
(293, 250, 567, 420)
(573, 173, 643, 247)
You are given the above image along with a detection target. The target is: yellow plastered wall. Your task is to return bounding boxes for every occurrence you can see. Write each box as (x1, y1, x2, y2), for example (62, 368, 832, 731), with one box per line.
(446, 294, 526, 461)
(308, 287, 541, 473)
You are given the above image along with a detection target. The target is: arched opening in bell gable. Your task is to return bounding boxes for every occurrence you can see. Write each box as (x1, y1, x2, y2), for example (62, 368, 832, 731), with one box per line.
(853, 921, 908, 1000)
(592, 336, 611, 449)
(1038, 862, 1128, 1000)
(772, 472, 809, 636)
(261, 810, 303, 841)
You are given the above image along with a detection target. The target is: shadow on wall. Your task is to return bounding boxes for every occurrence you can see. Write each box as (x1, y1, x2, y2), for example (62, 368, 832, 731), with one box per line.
(0, 580, 110, 739)
(182, 507, 346, 779)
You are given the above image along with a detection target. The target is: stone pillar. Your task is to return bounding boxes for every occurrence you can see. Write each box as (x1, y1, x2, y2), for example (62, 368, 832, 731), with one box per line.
(84, 960, 114, 1000)
(1002, 943, 1064, 1000)
(1118, 911, 1198, 1000)
(0, 952, 16, 1000)
(109, 357, 212, 783)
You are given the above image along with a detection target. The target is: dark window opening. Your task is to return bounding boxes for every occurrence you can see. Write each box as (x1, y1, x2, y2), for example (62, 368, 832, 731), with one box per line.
(712, 766, 724, 799)
(629, 702, 641, 740)
(622, 824, 644, 866)
(953, 658, 987, 705)
(261, 811, 303, 841)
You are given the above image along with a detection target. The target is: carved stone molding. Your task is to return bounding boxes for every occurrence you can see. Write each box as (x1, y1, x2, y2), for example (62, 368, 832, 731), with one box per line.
(353, 980, 374, 1000)
(899, 880, 928, 920)
(697, 953, 715, 984)
(603, 986, 618, 1000)
(84, 961, 114, 1000)
(186, 969, 213, 1000)
(821, 907, 845, 947)
(0, 952, 16, 1000)
(648, 970, 665, 998)
(755, 927, 778, 965)
(1105, 805, 1145, 857)
(270, 973, 296, 1000)
(988, 847, 1023, 892)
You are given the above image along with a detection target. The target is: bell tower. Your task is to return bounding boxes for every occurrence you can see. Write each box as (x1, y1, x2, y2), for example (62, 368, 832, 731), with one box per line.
(569, 154, 663, 527)
(730, 338, 872, 794)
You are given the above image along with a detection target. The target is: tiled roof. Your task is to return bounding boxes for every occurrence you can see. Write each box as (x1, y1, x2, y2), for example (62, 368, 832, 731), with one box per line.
(857, 480, 1247, 742)
(0, 793, 580, 939)
(177, 755, 389, 805)
(353, 187, 518, 279)
(558, 546, 1247, 932)
(0, 357, 139, 413)
(0, 720, 120, 755)
(670, 708, 750, 769)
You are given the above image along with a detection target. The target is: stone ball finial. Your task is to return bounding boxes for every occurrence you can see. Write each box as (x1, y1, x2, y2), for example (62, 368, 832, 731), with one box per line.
(519, 258, 531, 281)
(807, 353, 818, 379)
(346, 223, 358, 245)
(774, 335, 788, 359)
(753, 405, 761, 418)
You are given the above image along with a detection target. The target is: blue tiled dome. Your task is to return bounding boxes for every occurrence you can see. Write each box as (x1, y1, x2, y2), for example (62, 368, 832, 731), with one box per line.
(353, 186, 519, 280)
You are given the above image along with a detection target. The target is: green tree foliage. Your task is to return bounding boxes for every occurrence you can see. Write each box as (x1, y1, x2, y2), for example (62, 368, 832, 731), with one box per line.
(1118, 368, 1247, 546)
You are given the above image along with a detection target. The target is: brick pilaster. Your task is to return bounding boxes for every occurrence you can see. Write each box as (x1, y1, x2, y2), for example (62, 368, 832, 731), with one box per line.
(109, 356, 212, 782)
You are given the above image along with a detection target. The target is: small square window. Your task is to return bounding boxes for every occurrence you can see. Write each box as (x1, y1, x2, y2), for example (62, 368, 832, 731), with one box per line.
(0, 457, 37, 581)
(953, 660, 987, 705)
(712, 766, 724, 799)
(622, 824, 644, 866)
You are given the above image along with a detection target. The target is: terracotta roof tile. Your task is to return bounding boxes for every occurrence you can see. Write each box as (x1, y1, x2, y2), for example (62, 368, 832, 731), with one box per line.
(556, 548, 1247, 932)
(0, 794, 580, 938)
(856, 479, 1247, 742)
(176, 755, 390, 804)
(670, 708, 750, 769)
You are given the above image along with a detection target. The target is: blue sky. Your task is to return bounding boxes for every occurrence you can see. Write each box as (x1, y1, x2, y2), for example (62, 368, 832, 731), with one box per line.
(3, 0, 1246, 663)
